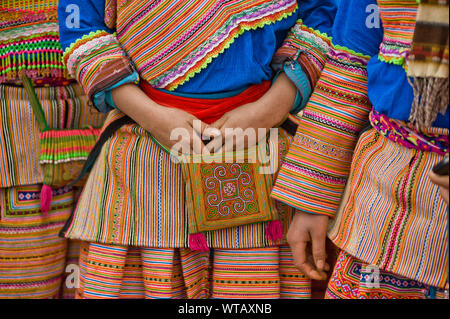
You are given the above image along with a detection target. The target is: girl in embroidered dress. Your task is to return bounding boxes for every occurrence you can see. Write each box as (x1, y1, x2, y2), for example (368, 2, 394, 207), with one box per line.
(272, 0, 449, 299)
(0, 0, 105, 298)
(57, 0, 338, 298)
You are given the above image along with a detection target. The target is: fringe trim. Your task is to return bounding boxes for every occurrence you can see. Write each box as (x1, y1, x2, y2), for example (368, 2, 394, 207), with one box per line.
(408, 77, 449, 128)
(39, 128, 101, 165)
(1, 0, 58, 12)
(188, 233, 209, 251)
(40, 184, 52, 215)
(0, 51, 68, 83)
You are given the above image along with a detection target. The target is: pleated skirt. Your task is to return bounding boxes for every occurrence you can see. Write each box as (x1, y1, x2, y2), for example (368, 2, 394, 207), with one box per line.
(0, 84, 104, 298)
(76, 242, 312, 299)
(0, 184, 74, 298)
(328, 128, 449, 289)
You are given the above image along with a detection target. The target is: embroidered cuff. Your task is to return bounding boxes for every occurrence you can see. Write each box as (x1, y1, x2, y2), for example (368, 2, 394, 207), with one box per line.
(272, 46, 372, 218)
(283, 59, 311, 114)
(93, 72, 140, 113)
(62, 30, 135, 101)
(273, 20, 332, 87)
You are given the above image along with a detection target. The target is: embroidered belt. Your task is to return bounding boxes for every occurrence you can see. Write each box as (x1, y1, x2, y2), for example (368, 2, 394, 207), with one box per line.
(369, 110, 449, 155)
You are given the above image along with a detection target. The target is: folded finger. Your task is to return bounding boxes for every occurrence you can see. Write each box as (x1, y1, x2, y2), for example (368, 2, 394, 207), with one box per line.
(311, 232, 328, 272)
(429, 171, 449, 188)
(290, 241, 322, 280)
(191, 131, 205, 155)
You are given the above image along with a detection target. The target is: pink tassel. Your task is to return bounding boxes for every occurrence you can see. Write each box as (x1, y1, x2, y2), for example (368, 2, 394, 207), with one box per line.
(188, 233, 209, 251)
(40, 184, 52, 217)
(266, 220, 283, 242)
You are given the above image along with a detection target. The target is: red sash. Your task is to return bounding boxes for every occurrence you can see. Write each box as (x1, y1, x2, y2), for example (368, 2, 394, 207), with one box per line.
(140, 81, 271, 124)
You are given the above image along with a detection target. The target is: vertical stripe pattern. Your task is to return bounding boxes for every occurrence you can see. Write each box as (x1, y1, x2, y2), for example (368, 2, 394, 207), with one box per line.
(328, 128, 449, 289)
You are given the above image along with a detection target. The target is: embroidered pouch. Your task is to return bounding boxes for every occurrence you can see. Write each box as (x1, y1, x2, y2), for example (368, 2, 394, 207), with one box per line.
(22, 75, 100, 213)
(38, 128, 101, 187)
(176, 131, 293, 251)
(62, 112, 297, 250)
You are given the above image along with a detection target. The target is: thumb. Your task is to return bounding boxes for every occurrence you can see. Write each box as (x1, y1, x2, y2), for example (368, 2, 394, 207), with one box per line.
(311, 229, 327, 272)
(202, 125, 221, 143)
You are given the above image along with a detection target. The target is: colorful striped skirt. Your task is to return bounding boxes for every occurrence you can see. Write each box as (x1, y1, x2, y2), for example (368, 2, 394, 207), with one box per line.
(326, 250, 448, 299)
(0, 184, 74, 298)
(63, 109, 298, 249)
(75, 241, 311, 299)
(328, 128, 449, 289)
(59, 239, 81, 299)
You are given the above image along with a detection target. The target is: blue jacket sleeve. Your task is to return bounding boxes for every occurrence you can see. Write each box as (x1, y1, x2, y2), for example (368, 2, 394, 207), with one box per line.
(58, 0, 138, 112)
(272, 0, 384, 218)
(273, 0, 337, 114)
(298, 0, 336, 36)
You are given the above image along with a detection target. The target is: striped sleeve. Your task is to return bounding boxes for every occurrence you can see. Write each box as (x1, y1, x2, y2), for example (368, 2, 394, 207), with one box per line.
(272, 0, 336, 114)
(273, 20, 333, 88)
(58, 0, 137, 111)
(271, 0, 382, 218)
(273, 0, 336, 89)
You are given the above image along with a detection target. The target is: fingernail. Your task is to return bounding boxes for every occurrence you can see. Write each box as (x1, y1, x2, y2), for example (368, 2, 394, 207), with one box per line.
(317, 260, 324, 270)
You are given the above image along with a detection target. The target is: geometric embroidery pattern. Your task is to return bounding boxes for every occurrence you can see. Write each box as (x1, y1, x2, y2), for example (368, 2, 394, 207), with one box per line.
(182, 147, 278, 234)
(201, 163, 259, 220)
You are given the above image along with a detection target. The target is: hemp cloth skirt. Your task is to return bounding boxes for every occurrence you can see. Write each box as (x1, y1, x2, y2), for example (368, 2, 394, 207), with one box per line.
(0, 84, 104, 298)
(328, 128, 449, 290)
(61, 109, 315, 298)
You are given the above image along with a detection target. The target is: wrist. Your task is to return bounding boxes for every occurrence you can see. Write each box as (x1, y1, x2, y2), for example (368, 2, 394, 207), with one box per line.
(269, 73, 297, 124)
(111, 83, 162, 132)
(140, 102, 166, 133)
(296, 210, 329, 220)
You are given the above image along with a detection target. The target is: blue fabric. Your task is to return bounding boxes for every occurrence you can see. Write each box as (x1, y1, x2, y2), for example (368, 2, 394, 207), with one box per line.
(331, 0, 383, 57)
(283, 60, 312, 113)
(58, 0, 336, 110)
(330, 0, 448, 129)
(93, 72, 139, 113)
(177, 0, 336, 93)
(58, 0, 112, 50)
(156, 87, 247, 99)
(367, 54, 450, 129)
